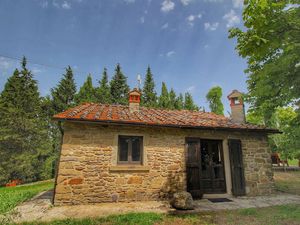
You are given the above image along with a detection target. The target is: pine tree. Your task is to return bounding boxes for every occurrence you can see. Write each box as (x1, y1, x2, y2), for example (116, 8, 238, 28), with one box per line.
(158, 82, 170, 109)
(141, 66, 157, 107)
(175, 93, 184, 110)
(206, 86, 224, 115)
(0, 57, 51, 184)
(169, 88, 177, 109)
(51, 66, 77, 113)
(96, 68, 111, 104)
(110, 64, 129, 105)
(75, 74, 97, 104)
(184, 92, 199, 111)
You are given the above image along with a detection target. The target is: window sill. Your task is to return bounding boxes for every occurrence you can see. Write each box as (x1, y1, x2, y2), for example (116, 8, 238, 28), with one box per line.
(109, 165, 150, 172)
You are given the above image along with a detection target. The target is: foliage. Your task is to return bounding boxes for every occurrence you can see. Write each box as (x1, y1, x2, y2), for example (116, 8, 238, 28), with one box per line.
(96, 68, 111, 104)
(174, 93, 184, 110)
(110, 64, 130, 105)
(169, 88, 177, 110)
(206, 86, 224, 115)
(0, 180, 53, 214)
(0, 57, 52, 185)
(75, 74, 97, 104)
(229, 1, 300, 123)
(51, 66, 77, 113)
(141, 66, 157, 107)
(184, 92, 199, 111)
(158, 82, 170, 109)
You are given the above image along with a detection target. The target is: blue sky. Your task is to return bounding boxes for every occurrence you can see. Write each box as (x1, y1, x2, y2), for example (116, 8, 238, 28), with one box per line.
(0, 0, 246, 113)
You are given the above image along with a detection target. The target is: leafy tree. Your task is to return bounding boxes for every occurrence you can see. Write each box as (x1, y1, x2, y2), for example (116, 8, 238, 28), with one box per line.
(75, 74, 97, 104)
(51, 66, 77, 113)
(184, 92, 198, 111)
(110, 64, 130, 105)
(169, 88, 177, 109)
(96, 68, 111, 104)
(206, 86, 224, 115)
(175, 93, 184, 110)
(141, 66, 157, 107)
(229, 1, 300, 125)
(0, 57, 51, 184)
(158, 82, 170, 108)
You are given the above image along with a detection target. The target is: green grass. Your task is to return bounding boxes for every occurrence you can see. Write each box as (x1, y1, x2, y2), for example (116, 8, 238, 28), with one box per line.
(289, 159, 299, 166)
(17, 204, 300, 225)
(0, 180, 54, 215)
(274, 171, 300, 195)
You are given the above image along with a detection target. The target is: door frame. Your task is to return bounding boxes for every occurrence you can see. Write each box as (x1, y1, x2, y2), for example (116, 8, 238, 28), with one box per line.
(185, 137, 228, 195)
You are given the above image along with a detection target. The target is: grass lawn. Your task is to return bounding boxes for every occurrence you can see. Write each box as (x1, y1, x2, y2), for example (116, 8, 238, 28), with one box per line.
(274, 171, 300, 195)
(288, 159, 299, 166)
(19, 204, 300, 225)
(0, 180, 54, 215)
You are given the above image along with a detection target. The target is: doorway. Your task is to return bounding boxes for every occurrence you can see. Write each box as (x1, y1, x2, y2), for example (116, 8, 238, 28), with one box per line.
(186, 138, 226, 197)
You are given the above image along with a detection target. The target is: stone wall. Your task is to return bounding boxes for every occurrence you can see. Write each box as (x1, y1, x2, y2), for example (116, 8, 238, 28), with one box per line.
(54, 122, 274, 205)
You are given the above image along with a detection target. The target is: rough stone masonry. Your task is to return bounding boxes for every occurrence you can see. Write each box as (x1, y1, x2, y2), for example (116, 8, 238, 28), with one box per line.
(53, 122, 274, 205)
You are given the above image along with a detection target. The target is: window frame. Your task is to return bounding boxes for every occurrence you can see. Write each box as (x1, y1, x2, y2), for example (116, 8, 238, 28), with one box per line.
(117, 135, 143, 165)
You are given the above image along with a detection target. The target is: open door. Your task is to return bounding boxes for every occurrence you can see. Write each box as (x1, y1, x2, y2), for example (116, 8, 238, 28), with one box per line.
(228, 139, 246, 196)
(186, 138, 202, 198)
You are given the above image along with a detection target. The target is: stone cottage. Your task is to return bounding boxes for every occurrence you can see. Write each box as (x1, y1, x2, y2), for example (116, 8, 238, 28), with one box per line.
(53, 89, 278, 205)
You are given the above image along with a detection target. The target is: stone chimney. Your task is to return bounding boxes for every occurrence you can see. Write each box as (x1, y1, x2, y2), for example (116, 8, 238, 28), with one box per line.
(227, 90, 245, 124)
(129, 88, 141, 113)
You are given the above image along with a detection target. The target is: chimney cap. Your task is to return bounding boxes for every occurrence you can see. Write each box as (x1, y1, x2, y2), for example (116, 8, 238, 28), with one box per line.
(227, 89, 243, 99)
(128, 88, 141, 96)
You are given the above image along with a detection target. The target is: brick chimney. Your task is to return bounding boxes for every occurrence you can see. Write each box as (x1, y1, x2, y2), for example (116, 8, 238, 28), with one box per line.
(129, 88, 141, 113)
(227, 90, 245, 124)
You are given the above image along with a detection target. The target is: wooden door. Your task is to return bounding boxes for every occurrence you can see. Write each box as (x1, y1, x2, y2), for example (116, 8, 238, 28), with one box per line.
(200, 140, 226, 194)
(228, 139, 246, 196)
(186, 139, 202, 198)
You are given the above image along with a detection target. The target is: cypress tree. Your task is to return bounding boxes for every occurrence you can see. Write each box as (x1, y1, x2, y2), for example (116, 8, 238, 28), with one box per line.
(51, 66, 77, 113)
(0, 57, 51, 184)
(169, 88, 176, 109)
(110, 64, 129, 105)
(175, 93, 184, 110)
(158, 82, 170, 109)
(141, 66, 157, 107)
(206, 86, 224, 115)
(96, 68, 111, 104)
(75, 74, 97, 104)
(184, 92, 199, 111)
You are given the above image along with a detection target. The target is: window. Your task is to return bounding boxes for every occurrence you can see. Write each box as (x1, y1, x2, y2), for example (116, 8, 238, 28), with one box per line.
(118, 136, 143, 164)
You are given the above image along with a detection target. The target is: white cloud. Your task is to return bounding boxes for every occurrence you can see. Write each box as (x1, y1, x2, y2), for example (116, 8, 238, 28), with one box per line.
(32, 67, 43, 74)
(161, 0, 175, 12)
(181, 0, 193, 6)
(124, 0, 136, 3)
(161, 23, 169, 29)
(166, 51, 176, 57)
(223, 9, 240, 28)
(186, 13, 202, 26)
(186, 85, 196, 93)
(40, 1, 48, 8)
(232, 0, 243, 8)
(140, 16, 145, 24)
(204, 22, 219, 31)
(62, 1, 71, 9)
(0, 57, 14, 70)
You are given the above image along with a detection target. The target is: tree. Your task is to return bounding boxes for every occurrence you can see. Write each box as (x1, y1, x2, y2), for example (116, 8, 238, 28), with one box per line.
(96, 68, 111, 104)
(184, 92, 198, 111)
(141, 66, 157, 107)
(158, 82, 170, 109)
(206, 86, 224, 115)
(169, 88, 177, 109)
(51, 66, 77, 113)
(175, 93, 184, 110)
(229, 1, 300, 125)
(75, 74, 97, 104)
(110, 64, 130, 105)
(0, 57, 51, 184)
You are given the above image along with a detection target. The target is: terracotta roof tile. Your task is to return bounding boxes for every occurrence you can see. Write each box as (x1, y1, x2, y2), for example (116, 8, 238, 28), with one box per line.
(53, 103, 279, 133)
